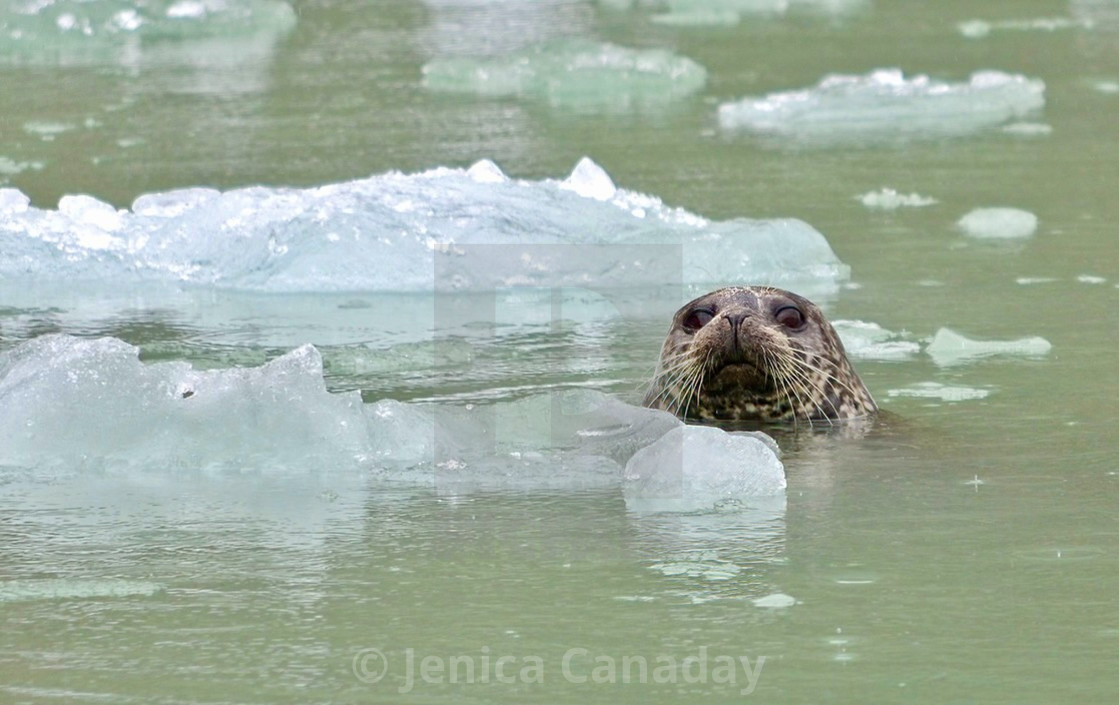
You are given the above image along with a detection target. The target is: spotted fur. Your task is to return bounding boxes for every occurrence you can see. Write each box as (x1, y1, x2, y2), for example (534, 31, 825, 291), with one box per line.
(643, 286, 877, 423)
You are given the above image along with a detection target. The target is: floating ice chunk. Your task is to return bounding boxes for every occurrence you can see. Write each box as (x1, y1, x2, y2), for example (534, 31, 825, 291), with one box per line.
(857, 188, 937, 210)
(616, 0, 866, 20)
(0, 335, 373, 472)
(959, 16, 1092, 39)
(560, 157, 617, 201)
(651, 10, 741, 26)
(1002, 122, 1052, 136)
(718, 69, 1045, 144)
(832, 320, 919, 361)
(0, 159, 850, 295)
(623, 425, 785, 514)
(1078, 274, 1107, 284)
(0, 579, 164, 602)
(1016, 276, 1057, 285)
(957, 207, 1038, 239)
(1092, 80, 1119, 94)
(421, 39, 707, 113)
(887, 382, 991, 402)
(753, 593, 796, 608)
(926, 328, 1052, 367)
(0, 157, 44, 177)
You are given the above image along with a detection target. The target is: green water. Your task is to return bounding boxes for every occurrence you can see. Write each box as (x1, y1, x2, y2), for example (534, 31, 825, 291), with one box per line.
(3, 0, 1119, 703)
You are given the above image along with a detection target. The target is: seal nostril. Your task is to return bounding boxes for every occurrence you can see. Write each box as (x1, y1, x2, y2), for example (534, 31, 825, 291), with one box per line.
(724, 310, 749, 329)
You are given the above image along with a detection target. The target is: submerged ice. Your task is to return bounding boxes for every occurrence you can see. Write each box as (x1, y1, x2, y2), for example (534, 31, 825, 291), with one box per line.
(0, 335, 786, 510)
(422, 39, 707, 112)
(718, 69, 1045, 143)
(957, 207, 1038, 239)
(0, 0, 297, 64)
(0, 158, 849, 294)
(926, 328, 1052, 367)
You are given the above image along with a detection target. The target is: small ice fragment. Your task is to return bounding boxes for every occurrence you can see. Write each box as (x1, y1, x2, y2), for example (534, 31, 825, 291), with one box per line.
(926, 328, 1052, 367)
(832, 320, 920, 361)
(166, 1, 208, 19)
(957, 208, 1038, 239)
(651, 10, 742, 26)
(466, 159, 507, 184)
(958, 20, 991, 38)
(112, 9, 143, 31)
(1016, 276, 1058, 285)
(1002, 122, 1053, 136)
(1077, 274, 1106, 284)
(960, 16, 1090, 38)
(753, 593, 796, 608)
(623, 425, 785, 514)
(560, 157, 617, 201)
(887, 382, 991, 402)
(1092, 81, 1119, 94)
(23, 121, 74, 138)
(857, 188, 937, 210)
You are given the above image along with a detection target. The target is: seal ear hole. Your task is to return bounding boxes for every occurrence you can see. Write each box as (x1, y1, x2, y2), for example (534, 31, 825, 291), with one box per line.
(683, 308, 714, 332)
(775, 306, 806, 330)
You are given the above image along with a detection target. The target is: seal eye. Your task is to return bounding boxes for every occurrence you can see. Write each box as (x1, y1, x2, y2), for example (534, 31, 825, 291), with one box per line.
(775, 306, 805, 330)
(682, 309, 714, 332)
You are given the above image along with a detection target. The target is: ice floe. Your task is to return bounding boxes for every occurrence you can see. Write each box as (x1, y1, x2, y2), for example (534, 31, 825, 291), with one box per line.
(832, 320, 920, 361)
(958, 17, 1093, 39)
(608, 0, 867, 26)
(887, 382, 991, 402)
(718, 69, 1045, 144)
(957, 207, 1038, 239)
(0, 158, 850, 296)
(422, 39, 707, 112)
(623, 425, 785, 513)
(856, 188, 938, 210)
(925, 328, 1052, 367)
(0, 335, 786, 510)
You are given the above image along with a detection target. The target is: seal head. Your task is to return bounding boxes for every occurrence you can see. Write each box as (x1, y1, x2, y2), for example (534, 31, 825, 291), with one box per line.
(643, 286, 876, 423)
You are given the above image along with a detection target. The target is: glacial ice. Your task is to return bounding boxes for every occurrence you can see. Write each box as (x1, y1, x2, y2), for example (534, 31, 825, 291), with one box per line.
(0, 0, 297, 64)
(957, 208, 1039, 239)
(624, 425, 786, 513)
(0, 158, 850, 295)
(857, 188, 938, 210)
(422, 39, 707, 112)
(832, 320, 920, 361)
(0, 334, 373, 472)
(611, 0, 867, 25)
(958, 17, 1092, 39)
(925, 328, 1052, 367)
(718, 70, 1045, 144)
(0, 335, 786, 507)
(887, 382, 991, 402)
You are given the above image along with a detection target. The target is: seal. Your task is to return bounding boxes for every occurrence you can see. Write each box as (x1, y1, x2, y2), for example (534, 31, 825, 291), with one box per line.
(643, 286, 877, 423)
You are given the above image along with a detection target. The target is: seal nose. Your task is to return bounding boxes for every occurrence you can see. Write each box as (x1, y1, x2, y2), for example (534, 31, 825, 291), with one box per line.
(724, 310, 749, 330)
